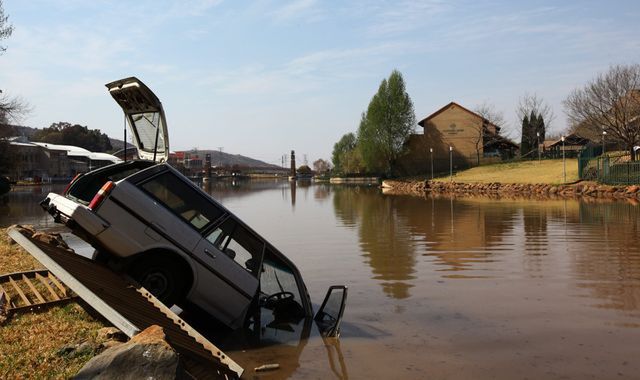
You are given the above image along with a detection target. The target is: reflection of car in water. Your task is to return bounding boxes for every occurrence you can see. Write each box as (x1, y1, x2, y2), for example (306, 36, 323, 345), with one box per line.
(40, 77, 347, 334)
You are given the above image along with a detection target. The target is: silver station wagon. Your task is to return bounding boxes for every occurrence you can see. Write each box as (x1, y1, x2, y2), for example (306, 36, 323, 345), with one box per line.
(41, 77, 346, 335)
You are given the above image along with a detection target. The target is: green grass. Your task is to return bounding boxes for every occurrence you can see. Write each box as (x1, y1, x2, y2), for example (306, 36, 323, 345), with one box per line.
(433, 159, 579, 184)
(0, 229, 107, 379)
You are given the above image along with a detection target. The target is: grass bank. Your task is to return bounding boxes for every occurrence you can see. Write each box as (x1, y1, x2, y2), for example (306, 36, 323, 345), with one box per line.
(433, 159, 579, 184)
(0, 228, 106, 379)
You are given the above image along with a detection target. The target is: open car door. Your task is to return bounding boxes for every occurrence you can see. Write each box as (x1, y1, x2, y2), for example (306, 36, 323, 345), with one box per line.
(106, 77, 169, 163)
(314, 285, 348, 338)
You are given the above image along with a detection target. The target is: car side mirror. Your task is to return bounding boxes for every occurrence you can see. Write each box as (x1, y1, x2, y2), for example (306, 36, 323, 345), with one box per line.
(314, 285, 347, 338)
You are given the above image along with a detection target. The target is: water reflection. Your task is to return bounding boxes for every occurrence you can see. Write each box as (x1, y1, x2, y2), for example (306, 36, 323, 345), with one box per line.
(332, 187, 417, 299)
(331, 188, 640, 317)
(0, 185, 65, 229)
(572, 202, 640, 317)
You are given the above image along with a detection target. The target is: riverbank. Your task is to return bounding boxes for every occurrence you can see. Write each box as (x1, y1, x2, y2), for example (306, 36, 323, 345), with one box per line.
(382, 179, 640, 201)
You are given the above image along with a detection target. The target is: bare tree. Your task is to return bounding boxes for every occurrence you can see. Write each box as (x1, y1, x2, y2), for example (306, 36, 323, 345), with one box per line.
(0, 0, 13, 54)
(0, 1, 28, 124)
(0, 2, 29, 125)
(312, 158, 331, 174)
(475, 102, 507, 129)
(0, 93, 29, 125)
(516, 93, 555, 126)
(564, 64, 640, 159)
(470, 102, 508, 164)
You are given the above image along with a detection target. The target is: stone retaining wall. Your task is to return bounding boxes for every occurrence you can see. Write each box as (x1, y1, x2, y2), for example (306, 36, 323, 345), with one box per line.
(382, 179, 640, 201)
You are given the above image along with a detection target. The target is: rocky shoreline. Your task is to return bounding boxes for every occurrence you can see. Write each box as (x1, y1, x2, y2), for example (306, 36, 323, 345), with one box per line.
(381, 179, 640, 201)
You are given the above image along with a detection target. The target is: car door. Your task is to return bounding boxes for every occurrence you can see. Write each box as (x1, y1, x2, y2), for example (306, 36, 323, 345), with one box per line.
(136, 169, 259, 326)
(191, 217, 263, 327)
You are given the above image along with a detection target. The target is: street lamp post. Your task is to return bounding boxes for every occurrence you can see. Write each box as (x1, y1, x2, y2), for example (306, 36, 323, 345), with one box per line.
(536, 132, 540, 162)
(429, 147, 434, 180)
(561, 136, 566, 183)
(449, 146, 453, 182)
(602, 130, 607, 155)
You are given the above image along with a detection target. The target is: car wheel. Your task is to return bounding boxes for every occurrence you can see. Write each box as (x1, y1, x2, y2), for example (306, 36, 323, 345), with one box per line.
(129, 256, 188, 307)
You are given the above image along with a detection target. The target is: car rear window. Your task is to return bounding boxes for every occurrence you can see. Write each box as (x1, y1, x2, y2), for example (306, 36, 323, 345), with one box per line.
(67, 161, 156, 203)
(140, 171, 224, 231)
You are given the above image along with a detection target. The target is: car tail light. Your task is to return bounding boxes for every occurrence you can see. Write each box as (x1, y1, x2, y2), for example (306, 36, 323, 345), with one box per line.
(88, 181, 115, 210)
(62, 173, 82, 195)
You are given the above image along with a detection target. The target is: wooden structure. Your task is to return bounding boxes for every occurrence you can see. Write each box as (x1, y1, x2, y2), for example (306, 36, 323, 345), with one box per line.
(0, 269, 76, 315)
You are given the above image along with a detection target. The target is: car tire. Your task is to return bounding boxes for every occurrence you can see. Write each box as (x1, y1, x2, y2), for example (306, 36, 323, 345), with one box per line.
(128, 255, 188, 307)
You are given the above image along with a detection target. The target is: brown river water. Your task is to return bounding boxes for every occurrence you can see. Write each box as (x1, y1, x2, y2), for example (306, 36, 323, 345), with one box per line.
(2, 181, 639, 379)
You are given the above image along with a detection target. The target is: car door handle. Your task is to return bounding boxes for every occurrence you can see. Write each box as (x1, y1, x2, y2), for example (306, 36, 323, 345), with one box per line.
(204, 248, 216, 259)
(151, 222, 166, 232)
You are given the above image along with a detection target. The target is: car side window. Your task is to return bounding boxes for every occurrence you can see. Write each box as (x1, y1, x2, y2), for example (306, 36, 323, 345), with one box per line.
(140, 171, 224, 231)
(205, 218, 264, 276)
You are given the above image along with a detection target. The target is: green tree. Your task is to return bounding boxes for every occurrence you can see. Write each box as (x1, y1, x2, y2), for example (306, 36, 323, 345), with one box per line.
(521, 111, 546, 159)
(332, 132, 357, 174)
(33, 122, 112, 152)
(517, 93, 552, 159)
(357, 70, 415, 175)
(297, 164, 312, 175)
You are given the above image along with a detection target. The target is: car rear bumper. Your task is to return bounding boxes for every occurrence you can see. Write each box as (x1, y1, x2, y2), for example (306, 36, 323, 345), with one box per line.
(42, 193, 110, 236)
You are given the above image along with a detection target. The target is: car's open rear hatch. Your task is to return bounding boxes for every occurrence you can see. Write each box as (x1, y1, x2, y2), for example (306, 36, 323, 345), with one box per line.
(106, 77, 169, 163)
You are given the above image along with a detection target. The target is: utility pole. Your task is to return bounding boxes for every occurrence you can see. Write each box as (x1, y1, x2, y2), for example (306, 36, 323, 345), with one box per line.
(429, 147, 434, 180)
(449, 146, 453, 182)
(561, 136, 566, 183)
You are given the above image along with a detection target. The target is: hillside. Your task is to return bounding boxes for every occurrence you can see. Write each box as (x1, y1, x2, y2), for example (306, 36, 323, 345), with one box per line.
(183, 149, 281, 169)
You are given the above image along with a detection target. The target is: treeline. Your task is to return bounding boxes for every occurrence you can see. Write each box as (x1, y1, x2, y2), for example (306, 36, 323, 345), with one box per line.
(33, 122, 112, 152)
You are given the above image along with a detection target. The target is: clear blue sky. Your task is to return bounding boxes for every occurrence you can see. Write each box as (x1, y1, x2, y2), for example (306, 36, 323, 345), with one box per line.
(1, 0, 639, 165)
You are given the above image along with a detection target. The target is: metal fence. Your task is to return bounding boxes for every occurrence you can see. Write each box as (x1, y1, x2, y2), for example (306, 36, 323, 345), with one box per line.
(579, 149, 640, 185)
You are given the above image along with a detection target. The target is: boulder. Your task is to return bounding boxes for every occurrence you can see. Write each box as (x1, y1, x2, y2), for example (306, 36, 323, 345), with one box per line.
(74, 325, 186, 380)
(97, 327, 128, 342)
(7, 224, 36, 244)
(32, 232, 70, 250)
